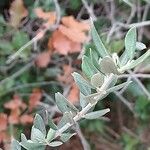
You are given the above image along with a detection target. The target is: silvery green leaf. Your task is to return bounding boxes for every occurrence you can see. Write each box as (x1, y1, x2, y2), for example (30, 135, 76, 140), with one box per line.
(60, 133, 76, 142)
(34, 114, 46, 136)
(21, 133, 28, 142)
(120, 52, 129, 66)
(72, 72, 92, 96)
(91, 22, 109, 58)
(90, 49, 102, 72)
(58, 112, 74, 129)
(49, 141, 63, 147)
(31, 127, 46, 143)
(83, 108, 110, 120)
(48, 117, 58, 130)
(80, 92, 88, 108)
(125, 27, 137, 60)
(21, 134, 45, 150)
(121, 49, 150, 71)
(100, 56, 119, 74)
(55, 92, 78, 114)
(11, 140, 21, 150)
(82, 55, 98, 79)
(136, 42, 146, 51)
(91, 73, 104, 88)
(46, 128, 56, 142)
(107, 81, 132, 93)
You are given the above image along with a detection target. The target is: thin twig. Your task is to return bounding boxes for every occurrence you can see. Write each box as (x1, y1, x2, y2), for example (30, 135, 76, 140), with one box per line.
(128, 70, 150, 100)
(0, 61, 33, 86)
(75, 123, 91, 150)
(127, 5, 136, 24)
(110, 0, 115, 25)
(118, 73, 150, 78)
(81, 0, 96, 20)
(114, 91, 134, 113)
(117, 20, 150, 28)
(138, 4, 150, 41)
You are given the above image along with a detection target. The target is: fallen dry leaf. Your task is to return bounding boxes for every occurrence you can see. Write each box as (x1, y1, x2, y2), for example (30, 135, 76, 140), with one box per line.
(61, 16, 90, 31)
(29, 89, 42, 111)
(59, 25, 88, 43)
(49, 30, 81, 55)
(9, 0, 28, 27)
(35, 51, 51, 68)
(34, 7, 56, 27)
(0, 113, 8, 132)
(20, 114, 33, 124)
(67, 83, 79, 104)
(48, 16, 89, 55)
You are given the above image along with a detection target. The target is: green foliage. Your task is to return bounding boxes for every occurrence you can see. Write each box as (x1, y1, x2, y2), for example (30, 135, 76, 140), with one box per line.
(135, 96, 150, 122)
(11, 23, 150, 150)
(83, 108, 110, 120)
(72, 72, 92, 95)
(124, 27, 137, 60)
(55, 92, 79, 114)
(91, 22, 109, 58)
(122, 133, 139, 150)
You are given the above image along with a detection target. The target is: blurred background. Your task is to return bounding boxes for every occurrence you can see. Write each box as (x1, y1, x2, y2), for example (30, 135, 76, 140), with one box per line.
(0, 0, 150, 149)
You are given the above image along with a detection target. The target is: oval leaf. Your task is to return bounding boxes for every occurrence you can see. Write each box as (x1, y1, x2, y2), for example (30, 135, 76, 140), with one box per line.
(91, 72, 104, 88)
(83, 108, 110, 120)
(60, 133, 76, 142)
(125, 27, 137, 60)
(46, 128, 56, 142)
(100, 56, 119, 74)
(82, 55, 98, 79)
(55, 92, 78, 114)
(49, 141, 63, 147)
(31, 127, 45, 143)
(72, 72, 92, 96)
(34, 114, 46, 136)
(136, 42, 146, 51)
(91, 22, 109, 58)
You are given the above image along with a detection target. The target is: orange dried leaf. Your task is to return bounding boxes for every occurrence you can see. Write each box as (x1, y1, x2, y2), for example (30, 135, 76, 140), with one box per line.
(0, 113, 8, 132)
(49, 30, 81, 55)
(34, 8, 56, 26)
(9, 0, 28, 27)
(35, 51, 51, 68)
(59, 25, 88, 43)
(29, 89, 42, 111)
(62, 16, 90, 31)
(70, 41, 82, 53)
(67, 83, 79, 104)
(20, 114, 33, 124)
